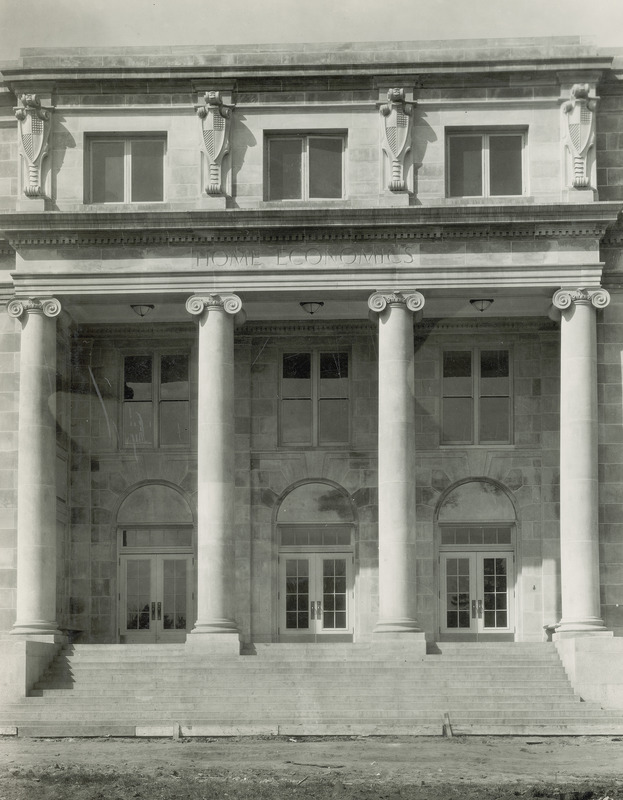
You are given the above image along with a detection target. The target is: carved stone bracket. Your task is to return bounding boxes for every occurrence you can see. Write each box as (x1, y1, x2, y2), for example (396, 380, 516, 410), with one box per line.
(195, 91, 233, 196)
(186, 293, 243, 319)
(368, 290, 425, 314)
(562, 84, 598, 190)
(14, 95, 53, 198)
(552, 287, 610, 311)
(379, 89, 414, 192)
(7, 297, 61, 320)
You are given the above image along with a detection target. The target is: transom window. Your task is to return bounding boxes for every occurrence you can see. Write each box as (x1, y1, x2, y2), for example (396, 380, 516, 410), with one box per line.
(267, 134, 345, 200)
(447, 131, 525, 197)
(280, 351, 349, 446)
(123, 352, 189, 447)
(442, 348, 511, 445)
(88, 136, 165, 203)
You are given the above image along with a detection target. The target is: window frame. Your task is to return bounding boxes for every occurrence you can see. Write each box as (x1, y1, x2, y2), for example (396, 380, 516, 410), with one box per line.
(279, 349, 351, 447)
(445, 129, 527, 199)
(86, 134, 167, 204)
(440, 345, 513, 446)
(121, 349, 191, 450)
(265, 132, 347, 201)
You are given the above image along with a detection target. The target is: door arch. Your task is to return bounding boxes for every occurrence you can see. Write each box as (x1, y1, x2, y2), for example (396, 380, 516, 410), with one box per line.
(275, 480, 356, 642)
(116, 482, 195, 644)
(435, 479, 517, 641)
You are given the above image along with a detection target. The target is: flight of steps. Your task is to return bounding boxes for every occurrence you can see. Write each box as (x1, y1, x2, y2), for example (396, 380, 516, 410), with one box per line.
(2, 641, 623, 737)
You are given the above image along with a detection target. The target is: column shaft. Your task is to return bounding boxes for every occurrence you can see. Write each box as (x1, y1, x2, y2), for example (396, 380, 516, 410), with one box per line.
(187, 295, 241, 636)
(554, 288, 609, 634)
(9, 299, 61, 637)
(369, 292, 423, 634)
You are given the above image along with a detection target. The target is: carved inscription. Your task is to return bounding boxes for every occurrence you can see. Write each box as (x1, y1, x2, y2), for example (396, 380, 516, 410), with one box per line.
(195, 243, 418, 269)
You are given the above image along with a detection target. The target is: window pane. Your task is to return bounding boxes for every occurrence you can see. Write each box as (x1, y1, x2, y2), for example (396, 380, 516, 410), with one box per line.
(283, 352, 311, 379)
(123, 402, 154, 445)
(448, 136, 482, 197)
(269, 138, 302, 200)
(91, 140, 124, 202)
(480, 350, 509, 379)
(319, 398, 349, 444)
(124, 355, 153, 401)
(160, 401, 190, 446)
(443, 350, 472, 377)
(309, 137, 342, 198)
(320, 352, 348, 379)
(160, 354, 189, 400)
(442, 397, 473, 443)
(281, 399, 312, 444)
(479, 397, 510, 443)
(131, 139, 164, 202)
(489, 135, 522, 196)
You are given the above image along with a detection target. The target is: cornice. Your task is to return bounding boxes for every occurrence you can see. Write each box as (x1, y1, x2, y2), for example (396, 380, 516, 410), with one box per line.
(73, 322, 195, 338)
(416, 318, 559, 334)
(0, 203, 620, 247)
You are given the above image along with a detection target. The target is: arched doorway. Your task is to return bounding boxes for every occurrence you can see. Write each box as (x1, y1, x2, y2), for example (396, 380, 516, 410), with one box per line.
(276, 481, 355, 642)
(436, 479, 517, 641)
(116, 483, 195, 644)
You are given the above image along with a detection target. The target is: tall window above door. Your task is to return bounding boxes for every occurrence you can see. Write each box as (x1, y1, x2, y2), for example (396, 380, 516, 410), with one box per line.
(280, 351, 349, 446)
(446, 131, 525, 198)
(87, 136, 166, 203)
(123, 352, 190, 447)
(441, 348, 511, 445)
(266, 134, 345, 200)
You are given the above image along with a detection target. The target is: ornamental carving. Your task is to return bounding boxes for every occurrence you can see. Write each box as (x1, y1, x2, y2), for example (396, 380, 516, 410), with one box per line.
(379, 89, 414, 192)
(552, 287, 610, 311)
(185, 293, 243, 316)
(562, 84, 597, 189)
(368, 291, 425, 314)
(195, 91, 233, 196)
(14, 94, 52, 198)
(7, 297, 61, 320)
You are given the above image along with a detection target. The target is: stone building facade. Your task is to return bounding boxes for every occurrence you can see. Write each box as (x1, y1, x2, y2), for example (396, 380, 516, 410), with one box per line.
(1, 37, 623, 696)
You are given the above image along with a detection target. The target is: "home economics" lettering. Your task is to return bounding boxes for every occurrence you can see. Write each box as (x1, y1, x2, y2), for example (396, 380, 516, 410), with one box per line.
(195, 243, 417, 269)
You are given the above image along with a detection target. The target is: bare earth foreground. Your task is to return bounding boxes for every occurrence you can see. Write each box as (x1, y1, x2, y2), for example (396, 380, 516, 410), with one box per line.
(0, 736, 623, 800)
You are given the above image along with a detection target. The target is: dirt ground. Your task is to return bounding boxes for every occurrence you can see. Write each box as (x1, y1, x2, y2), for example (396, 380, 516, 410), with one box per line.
(1, 735, 623, 800)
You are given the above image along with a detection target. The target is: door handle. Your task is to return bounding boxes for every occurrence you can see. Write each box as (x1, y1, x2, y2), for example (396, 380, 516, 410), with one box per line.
(151, 602, 155, 621)
(157, 601, 162, 621)
(310, 601, 315, 620)
(316, 601, 322, 618)
(471, 600, 476, 619)
(477, 599, 483, 618)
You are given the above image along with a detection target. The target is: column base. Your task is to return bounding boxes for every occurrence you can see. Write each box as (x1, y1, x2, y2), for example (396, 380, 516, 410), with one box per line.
(189, 618, 239, 636)
(11, 622, 64, 641)
(554, 617, 610, 638)
(374, 618, 424, 635)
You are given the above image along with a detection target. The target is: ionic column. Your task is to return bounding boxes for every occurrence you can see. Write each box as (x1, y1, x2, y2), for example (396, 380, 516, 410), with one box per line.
(186, 294, 243, 637)
(552, 287, 610, 634)
(368, 291, 425, 634)
(8, 297, 62, 637)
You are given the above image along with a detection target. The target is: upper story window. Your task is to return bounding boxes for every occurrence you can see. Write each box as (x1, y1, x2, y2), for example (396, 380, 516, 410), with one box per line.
(280, 351, 349, 446)
(446, 131, 525, 198)
(267, 134, 345, 200)
(87, 136, 166, 203)
(442, 348, 511, 445)
(123, 352, 189, 448)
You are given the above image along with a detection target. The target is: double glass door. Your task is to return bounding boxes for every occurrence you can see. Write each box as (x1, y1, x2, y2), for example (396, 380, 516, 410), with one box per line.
(440, 551, 514, 639)
(279, 553, 353, 641)
(120, 553, 193, 643)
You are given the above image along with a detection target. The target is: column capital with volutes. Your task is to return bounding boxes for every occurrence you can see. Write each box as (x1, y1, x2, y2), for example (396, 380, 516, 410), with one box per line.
(368, 290, 425, 314)
(7, 297, 61, 321)
(552, 287, 610, 311)
(186, 293, 243, 317)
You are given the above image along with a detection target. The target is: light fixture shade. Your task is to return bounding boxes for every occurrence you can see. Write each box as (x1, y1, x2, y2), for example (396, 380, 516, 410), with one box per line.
(131, 304, 154, 318)
(469, 298, 494, 313)
(300, 301, 324, 316)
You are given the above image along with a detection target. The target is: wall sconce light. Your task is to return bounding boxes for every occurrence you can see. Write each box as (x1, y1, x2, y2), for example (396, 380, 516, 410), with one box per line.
(469, 299, 493, 313)
(131, 304, 154, 318)
(300, 301, 324, 316)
